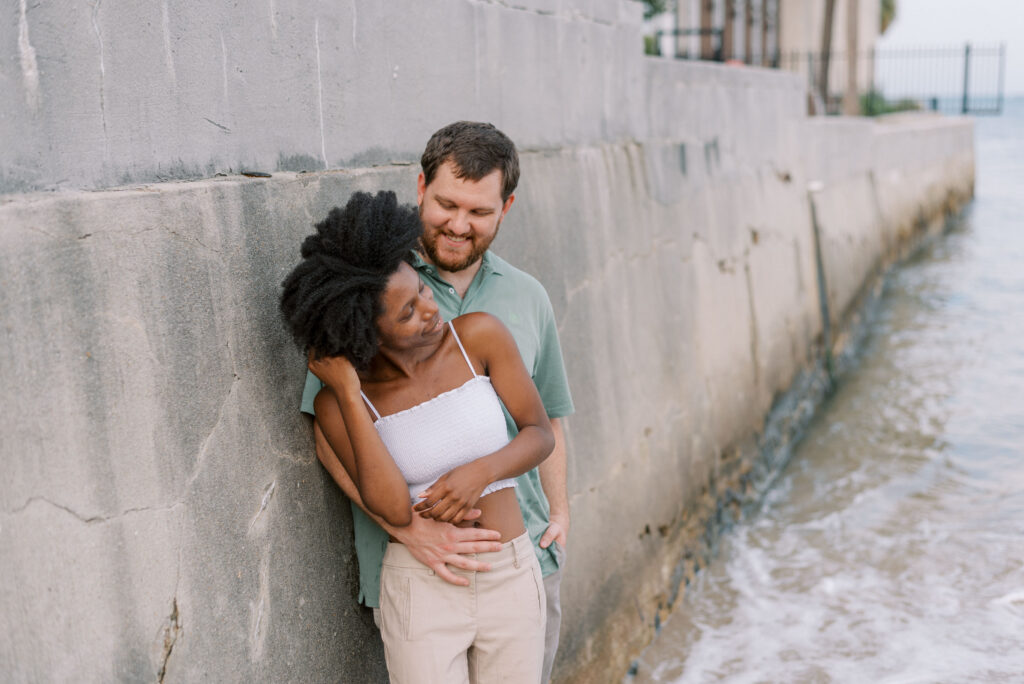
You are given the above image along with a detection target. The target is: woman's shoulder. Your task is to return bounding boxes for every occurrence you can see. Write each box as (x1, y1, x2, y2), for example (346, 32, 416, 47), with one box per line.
(451, 311, 499, 330)
(451, 312, 514, 351)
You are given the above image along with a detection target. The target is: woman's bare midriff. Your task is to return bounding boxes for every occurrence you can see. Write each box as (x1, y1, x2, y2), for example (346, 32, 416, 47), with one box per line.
(392, 488, 526, 543)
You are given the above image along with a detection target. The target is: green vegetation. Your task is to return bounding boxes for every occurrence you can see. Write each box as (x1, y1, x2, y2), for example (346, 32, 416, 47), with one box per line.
(641, 0, 671, 20)
(641, 0, 673, 56)
(881, 0, 897, 34)
(860, 88, 920, 116)
(644, 34, 660, 56)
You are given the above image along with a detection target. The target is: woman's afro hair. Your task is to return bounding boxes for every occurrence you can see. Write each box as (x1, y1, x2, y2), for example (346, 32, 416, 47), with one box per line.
(279, 190, 423, 369)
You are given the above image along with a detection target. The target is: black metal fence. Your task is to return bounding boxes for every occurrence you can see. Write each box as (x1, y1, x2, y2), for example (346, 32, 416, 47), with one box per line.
(650, 36, 1006, 117)
(778, 44, 1006, 116)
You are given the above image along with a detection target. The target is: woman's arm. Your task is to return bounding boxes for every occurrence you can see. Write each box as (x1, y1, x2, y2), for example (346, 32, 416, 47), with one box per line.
(413, 313, 555, 523)
(311, 420, 504, 585)
(309, 355, 412, 527)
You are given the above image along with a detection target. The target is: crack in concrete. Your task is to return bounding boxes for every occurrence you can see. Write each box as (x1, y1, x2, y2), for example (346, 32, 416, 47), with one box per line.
(248, 480, 277, 534)
(166, 228, 221, 256)
(5, 496, 174, 524)
(156, 597, 181, 683)
(202, 117, 231, 133)
(179, 374, 240, 499)
(23, 225, 60, 240)
(154, 503, 187, 682)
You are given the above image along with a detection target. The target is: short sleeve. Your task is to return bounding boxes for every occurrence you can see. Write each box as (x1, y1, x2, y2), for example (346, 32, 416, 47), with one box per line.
(532, 298, 574, 419)
(299, 370, 325, 415)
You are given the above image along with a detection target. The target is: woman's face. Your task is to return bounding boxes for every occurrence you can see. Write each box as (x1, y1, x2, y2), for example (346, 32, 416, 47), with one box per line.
(376, 262, 444, 351)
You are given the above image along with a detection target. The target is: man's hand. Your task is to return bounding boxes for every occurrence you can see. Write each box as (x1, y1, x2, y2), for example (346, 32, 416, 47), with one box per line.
(538, 417, 570, 551)
(389, 512, 503, 586)
(539, 511, 569, 549)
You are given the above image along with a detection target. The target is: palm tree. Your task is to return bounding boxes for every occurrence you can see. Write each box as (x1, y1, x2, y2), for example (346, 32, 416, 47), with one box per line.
(818, 0, 837, 111)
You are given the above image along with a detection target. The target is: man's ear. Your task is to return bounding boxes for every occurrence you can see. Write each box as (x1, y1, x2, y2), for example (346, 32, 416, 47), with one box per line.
(416, 172, 427, 207)
(500, 193, 515, 219)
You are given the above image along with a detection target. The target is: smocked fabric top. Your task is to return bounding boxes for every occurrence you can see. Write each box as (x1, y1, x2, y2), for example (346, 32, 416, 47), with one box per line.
(360, 321, 516, 504)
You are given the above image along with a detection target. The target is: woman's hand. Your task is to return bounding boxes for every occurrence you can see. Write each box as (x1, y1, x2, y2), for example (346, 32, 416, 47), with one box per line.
(413, 461, 491, 524)
(308, 352, 361, 393)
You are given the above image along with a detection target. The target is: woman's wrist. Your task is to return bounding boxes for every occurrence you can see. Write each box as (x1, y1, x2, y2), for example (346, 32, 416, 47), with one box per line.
(333, 383, 366, 410)
(473, 455, 500, 487)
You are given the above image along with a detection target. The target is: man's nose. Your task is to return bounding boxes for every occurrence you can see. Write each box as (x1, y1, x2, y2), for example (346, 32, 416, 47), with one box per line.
(449, 211, 471, 235)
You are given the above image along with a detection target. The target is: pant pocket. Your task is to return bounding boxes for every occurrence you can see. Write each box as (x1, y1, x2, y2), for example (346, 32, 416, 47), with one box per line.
(530, 560, 547, 627)
(379, 569, 412, 641)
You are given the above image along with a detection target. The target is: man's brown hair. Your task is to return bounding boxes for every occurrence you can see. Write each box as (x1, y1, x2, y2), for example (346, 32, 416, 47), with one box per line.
(420, 121, 520, 201)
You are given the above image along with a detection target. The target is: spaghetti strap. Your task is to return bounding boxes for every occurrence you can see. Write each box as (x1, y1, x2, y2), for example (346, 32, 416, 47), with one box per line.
(360, 390, 382, 420)
(448, 320, 478, 378)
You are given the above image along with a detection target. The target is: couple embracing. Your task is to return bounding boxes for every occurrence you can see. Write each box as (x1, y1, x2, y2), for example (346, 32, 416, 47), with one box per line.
(280, 121, 574, 683)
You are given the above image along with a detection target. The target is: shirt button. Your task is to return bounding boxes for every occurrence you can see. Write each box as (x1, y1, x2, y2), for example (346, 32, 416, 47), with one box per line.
(449, 287, 455, 294)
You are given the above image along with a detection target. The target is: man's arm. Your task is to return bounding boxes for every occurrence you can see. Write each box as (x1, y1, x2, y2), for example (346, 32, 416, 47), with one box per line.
(538, 417, 569, 549)
(312, 419, 502, 585)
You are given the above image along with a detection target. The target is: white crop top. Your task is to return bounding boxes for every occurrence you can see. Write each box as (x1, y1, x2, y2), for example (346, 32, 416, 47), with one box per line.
(360, 321, 516, 503)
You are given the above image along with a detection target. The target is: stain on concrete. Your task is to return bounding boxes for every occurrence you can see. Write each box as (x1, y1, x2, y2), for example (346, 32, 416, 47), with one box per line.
(250, 554, 270, 661)
(17, 0, 39, 110)
(276, 154, 324, 173)
(155, 598, 181, 683)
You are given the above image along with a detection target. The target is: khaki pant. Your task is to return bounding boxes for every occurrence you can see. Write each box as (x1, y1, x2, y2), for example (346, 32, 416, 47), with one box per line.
(379, 532, 546, 684)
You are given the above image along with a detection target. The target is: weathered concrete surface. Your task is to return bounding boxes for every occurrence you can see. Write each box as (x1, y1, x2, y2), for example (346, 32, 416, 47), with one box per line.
(0, 169, 419, 682)
(1, 1, 974, 682)
(1, 0, 640, 194)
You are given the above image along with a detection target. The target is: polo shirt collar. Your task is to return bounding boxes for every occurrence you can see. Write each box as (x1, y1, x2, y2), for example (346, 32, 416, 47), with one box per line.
(411, 250, 504, 279)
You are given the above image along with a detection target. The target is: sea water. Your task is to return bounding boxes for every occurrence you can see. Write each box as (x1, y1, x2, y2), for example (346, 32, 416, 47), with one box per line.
(630, 98, 1024, 683)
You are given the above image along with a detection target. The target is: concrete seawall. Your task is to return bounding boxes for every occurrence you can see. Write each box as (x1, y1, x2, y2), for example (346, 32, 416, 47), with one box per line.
(0, 1, 973, 682)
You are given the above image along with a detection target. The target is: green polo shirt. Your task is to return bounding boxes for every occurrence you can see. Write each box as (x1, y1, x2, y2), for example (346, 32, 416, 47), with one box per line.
(300, 250, 574, 607)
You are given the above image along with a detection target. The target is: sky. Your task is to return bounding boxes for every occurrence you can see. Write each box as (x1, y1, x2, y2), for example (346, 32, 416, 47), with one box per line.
(877, 0, 1023, 94)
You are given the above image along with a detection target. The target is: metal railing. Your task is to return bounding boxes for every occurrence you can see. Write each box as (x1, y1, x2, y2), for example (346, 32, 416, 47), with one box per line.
(649, 25, 1005, 118)
(776, 43, 1006, 116)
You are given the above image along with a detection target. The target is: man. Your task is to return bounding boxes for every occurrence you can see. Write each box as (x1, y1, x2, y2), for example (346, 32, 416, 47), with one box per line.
(301, 121, 573, 682)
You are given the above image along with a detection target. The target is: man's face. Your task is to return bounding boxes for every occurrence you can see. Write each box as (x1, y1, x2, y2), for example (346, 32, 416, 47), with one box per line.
(417, 160, 514, 273)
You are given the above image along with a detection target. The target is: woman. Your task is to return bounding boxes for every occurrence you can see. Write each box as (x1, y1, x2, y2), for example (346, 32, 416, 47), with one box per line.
(280, 190, 553, 683)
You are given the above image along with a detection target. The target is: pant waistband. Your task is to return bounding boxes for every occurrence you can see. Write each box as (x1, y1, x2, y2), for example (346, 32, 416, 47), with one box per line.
(383, 531, 535, 572)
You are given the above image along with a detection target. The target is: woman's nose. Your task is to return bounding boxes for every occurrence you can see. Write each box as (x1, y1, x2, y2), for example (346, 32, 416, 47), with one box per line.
(422, 292, 438, 316)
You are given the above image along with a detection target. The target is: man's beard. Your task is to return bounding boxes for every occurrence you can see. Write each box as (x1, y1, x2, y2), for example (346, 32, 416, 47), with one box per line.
(419, 222, 500, 273)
